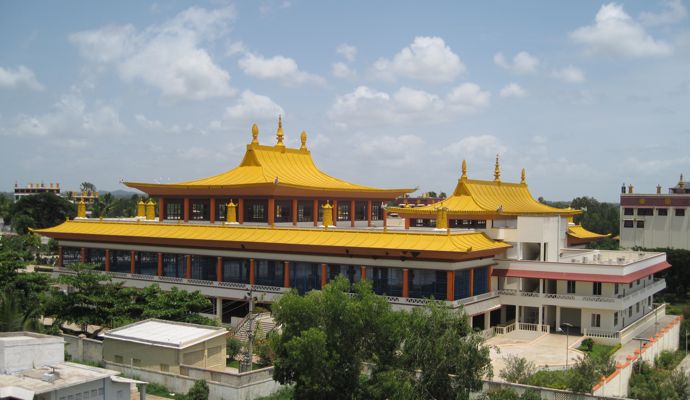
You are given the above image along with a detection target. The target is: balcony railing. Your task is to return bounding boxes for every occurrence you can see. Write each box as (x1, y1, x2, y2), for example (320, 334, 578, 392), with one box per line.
(497, 279, 666, 309)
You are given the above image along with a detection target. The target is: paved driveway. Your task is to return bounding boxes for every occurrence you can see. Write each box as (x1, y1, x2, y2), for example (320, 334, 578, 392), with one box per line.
(487, 330, 584, 379)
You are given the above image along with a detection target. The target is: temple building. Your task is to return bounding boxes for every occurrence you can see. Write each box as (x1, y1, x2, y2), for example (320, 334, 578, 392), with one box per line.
(620, 175, 690, 250)
(124, 118, 412, 227)
(34, 121, 671, 344)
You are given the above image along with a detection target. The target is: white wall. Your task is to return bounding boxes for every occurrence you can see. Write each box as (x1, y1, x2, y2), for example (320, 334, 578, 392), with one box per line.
(0, 333, 64, 374)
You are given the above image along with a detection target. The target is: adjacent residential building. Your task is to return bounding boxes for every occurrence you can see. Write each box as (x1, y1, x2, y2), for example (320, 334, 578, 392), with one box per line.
(0, 332, 142, 400)
(14, 182, 61, 201)
(103, 319, 227, 374)
(620, 176, 690, 250)
(34, 120, 671, 345)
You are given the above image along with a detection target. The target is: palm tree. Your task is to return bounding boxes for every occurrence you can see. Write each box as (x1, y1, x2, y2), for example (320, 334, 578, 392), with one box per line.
(0, 290, 41, 332)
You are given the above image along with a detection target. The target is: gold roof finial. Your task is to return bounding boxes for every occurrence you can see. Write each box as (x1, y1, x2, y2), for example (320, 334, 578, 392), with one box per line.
(494, 154, 501, 182)
(276, 115, 284, 147)
(680, 173, 685, 190)
(300, 130, 307, 150)
(251, 123, 259, 144)
(461, 159, 467, 179)
(521, 168, 526, 184)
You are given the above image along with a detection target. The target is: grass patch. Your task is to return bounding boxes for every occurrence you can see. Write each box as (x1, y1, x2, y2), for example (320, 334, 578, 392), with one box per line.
(146, 383, 179, 399)
(256, 386, 294, 400)
(226, 359, 263, 369)
(526, 369, 570, 390)
(577, 340, 619, 358)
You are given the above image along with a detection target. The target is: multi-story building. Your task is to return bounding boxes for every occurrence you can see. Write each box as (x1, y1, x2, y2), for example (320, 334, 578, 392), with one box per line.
(0, 332, 143, 400)
(620, 176, 690, 249)
(34, 120, 670, 345)
(14, 182, 61, 201)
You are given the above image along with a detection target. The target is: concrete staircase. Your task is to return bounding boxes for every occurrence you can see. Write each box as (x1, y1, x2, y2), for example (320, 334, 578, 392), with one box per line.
(233, 312, 277, 342)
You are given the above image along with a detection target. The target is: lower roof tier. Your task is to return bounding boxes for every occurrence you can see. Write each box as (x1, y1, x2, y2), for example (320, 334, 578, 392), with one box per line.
(33, 220, 510, 262)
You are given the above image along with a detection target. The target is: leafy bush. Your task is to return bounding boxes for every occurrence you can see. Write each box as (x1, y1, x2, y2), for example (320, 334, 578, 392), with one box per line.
(227, 335, 242, 360)
(499, 355, 536, 384)
(656, 350, 685, 371)
(526, 370, 569, 390)
(580, 338, 594, 352)
(185, 380, 209, 400)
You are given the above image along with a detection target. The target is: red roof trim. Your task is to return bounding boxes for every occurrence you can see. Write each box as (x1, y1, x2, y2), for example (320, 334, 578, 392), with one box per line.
(493, 261, 671, 284)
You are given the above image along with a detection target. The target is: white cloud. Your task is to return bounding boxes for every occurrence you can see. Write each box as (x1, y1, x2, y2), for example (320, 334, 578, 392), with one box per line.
(493, 51, 539, 74)
(328, 83, 489, 128)
(551, 65, 586, 83)
(1, 90, 128, 138)
(446, 83, 491, 112)
(499, 83, 527, 98)
(223, 90, 285, 120)
(238, 52, 325, 86)
(0, 65, 44, 90)
(442, 135, 507, 160)
(69, 6, 236, 100)
(258, 0, 291, 15)
(332, 62, 356, 79)
(356, 134, 425, 167)
(571, 3, 673, 58)
(640, 0, 687, 26)
(336, 44, 357, 62)
(371, 36, 465, 83)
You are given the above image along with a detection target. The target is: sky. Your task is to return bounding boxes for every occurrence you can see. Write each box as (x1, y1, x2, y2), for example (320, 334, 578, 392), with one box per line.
(1, 1, 689, 202)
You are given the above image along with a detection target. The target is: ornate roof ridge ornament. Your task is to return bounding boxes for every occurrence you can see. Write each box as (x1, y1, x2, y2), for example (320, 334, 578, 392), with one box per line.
(251, 123, 259, 144)
(494, 154, 501, 182)
(300, 130, 307, 150)
(276, 115, 285, 147)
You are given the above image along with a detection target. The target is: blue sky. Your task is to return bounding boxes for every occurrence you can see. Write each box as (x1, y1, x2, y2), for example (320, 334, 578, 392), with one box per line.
(1, 0, 688, 201)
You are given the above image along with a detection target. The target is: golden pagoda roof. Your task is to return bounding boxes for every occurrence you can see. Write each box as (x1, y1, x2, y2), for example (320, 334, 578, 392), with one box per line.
(390, 159, 580, 217)
(567, 225, 609, 240)
(33, 220, 509, 261)
(125, 121, 413, 199)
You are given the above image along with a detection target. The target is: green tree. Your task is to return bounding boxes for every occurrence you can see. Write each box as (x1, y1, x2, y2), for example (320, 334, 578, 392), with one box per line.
(397, 301, 492, 400)
(499, 355, 536, 384)
(567, 351, 615, 394)
(185, 380, 209, 400)
(7, 192, 74, 234)
(271, 277, 402, 399)
(46, 263, 122, 333)
(0, 290, 42, 332)
(80, 182, 96, 193)
(271, 277, 491, 400)
(141, 286, 216, 325)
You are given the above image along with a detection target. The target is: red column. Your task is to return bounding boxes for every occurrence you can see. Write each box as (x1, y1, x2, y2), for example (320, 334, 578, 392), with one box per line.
(283, 261, 290, 288)
(402, 268, 409, 298)
(404, 217, 410, 230)
(249, 259, 255, 285)
(292, 199, 298, 226)
(216, 256, 223, 282)
(183, 198, 190, 222)
(321, 263, 327, 288)
(157, 253, 163, 276)
(58, 246, 64, 267)
(185, 255, 191, 279)
(360, 266, 366, 281)
(104, 249, 110, 272)
(238, 198, 244, 224)
(350, 200, 355, 227)
(268, 198, 275, 226)
(367, 200, 372, 227)
(447, 271, 455, 301)
(469, 268, 475, 296)
(488, 265, 493, 291)
(80, 247, 86, 263)
(159, 197, 165, 222)
(383, 209, 388, 229)
(130, 250, 136, 274)
(313, 199, 319, 226)
(210, 198, 216, 224)
(332, 200, 338, 227)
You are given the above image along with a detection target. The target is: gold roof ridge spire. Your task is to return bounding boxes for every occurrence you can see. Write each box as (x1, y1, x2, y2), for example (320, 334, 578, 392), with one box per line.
(680, 173, 685, 189)
(276, 115, 285, 147)
(251, 123, 259, 144)
(300, 130, 307, 150)
(494, 154, 501, 182)
(461, 159, 467, 180)
(520, 168, 526, 184)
